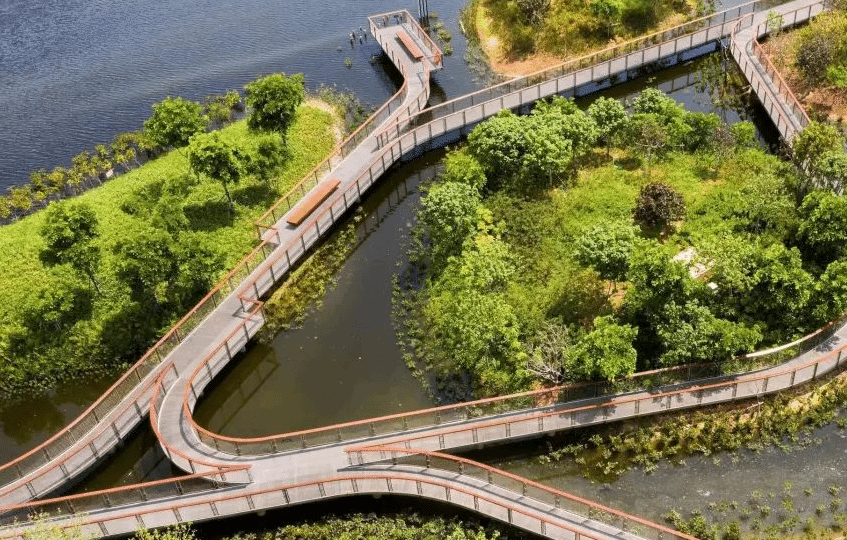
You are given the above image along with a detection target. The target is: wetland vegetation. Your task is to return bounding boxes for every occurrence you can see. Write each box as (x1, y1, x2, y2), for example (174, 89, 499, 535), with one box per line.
(397, 89, 847, 399)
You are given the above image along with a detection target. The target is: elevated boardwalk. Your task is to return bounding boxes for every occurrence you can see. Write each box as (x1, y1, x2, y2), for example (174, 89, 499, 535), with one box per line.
(730, 0, 821, 142)
(0, 1, 835, 538)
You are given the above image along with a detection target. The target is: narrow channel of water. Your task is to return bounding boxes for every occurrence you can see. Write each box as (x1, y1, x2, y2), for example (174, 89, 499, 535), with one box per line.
(192, 154, 444, 437)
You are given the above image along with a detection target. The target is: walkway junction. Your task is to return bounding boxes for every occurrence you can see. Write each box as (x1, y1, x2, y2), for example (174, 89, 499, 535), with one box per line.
(0, 1, 836, 539)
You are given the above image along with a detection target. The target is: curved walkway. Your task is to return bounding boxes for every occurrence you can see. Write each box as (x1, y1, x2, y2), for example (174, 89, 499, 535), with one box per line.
(0, 9, 441, 508)
(730, 0, 822, 142)
(0, 1, 835, 538)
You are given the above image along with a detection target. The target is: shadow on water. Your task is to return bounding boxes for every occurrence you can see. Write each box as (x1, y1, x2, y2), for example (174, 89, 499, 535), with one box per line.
(192, 153, 446, 438)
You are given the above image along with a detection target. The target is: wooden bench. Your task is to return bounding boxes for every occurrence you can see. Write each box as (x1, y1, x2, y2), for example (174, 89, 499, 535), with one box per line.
(285, 178, 341, 227)
(396, 29, 425, 60)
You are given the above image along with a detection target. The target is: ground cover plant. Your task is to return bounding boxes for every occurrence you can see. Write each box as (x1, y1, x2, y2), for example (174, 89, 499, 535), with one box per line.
(398, 89, 847, 399)
(0, 73, 339, 397)
(761, 1, 847, 124)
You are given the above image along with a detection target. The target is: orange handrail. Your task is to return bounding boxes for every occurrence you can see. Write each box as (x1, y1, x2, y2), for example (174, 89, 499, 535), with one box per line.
(346, 446, 700, 540)
(373, 0, 775, 144)
(0, 473, 675, 540)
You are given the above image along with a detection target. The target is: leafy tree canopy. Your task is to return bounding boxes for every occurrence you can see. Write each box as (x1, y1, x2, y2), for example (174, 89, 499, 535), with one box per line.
(587, 96, 628, 154)
(633, 181, 686, 232)
(569, 315, 637, 381)
(574, 221, 639, 284)
(143, 96, 208, 150)
(798, 190, 847, 267)
(244, 73, 306, 134)
(188, 132, 248, 212)
(112, 228, 179, 308)
(418, 181, 482, 272)
(441, 149, 488, 193)
(656, 300, 761, 366)
(39, 202, 101, 292)
(467, 109, 530, 186)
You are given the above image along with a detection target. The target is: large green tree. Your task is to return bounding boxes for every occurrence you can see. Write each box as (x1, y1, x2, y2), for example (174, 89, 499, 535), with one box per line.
(587, 96, 628, 156)
(811, 259, 847, 325)
(656, 300, 761, 366)
(187, 132, 247, 213)
(574, 221, 638, 290)
(418, 181, 482, 271)
(441, 149, 488, 193)
(244, 73, 306, 135)
(569, 315, 637, 382)
(112, 229, 179, 309)
(39, 202, 102, 293)
(143, 96, 208, 150)
(467, 109, 530, 188)
(632, 181, 685, 235)
(790, 121, 845, 200)
(797, 190, 847, 268)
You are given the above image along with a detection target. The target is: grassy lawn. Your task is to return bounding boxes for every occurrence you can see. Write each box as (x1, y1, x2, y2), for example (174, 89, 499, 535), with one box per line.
(0, 104, 338, 395)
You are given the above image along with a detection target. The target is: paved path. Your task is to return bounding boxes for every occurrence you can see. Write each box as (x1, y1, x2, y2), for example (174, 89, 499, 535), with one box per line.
(0, 2, 834, 539)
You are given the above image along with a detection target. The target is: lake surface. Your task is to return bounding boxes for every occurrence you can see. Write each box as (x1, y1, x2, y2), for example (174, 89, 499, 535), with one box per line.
(0, 0, 478, 191)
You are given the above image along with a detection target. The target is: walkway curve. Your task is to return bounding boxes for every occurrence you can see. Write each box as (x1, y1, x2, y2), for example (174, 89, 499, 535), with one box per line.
(0, 9, 441, 507)
(0, 1, 836, 538)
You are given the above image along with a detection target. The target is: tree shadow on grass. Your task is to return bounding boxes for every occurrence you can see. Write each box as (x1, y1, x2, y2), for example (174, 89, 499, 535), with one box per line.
(615, 156, 642, 172)
(546, 269, 613, 327)
(98, 301, 161, 367)
(233, 183, 278, 209)
(184, 199, 234, 231)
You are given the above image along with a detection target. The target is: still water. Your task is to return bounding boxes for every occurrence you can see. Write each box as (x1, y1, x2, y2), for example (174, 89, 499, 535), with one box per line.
(71, 50, 779, 493)
(0, 0, 475, 466)
(0, 0, 477, 191)
(475, 418, 847, 534)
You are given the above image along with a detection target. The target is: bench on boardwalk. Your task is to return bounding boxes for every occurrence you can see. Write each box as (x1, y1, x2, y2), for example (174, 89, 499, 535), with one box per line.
(396, 29, 424, 60)
(285, 178, 341, 227)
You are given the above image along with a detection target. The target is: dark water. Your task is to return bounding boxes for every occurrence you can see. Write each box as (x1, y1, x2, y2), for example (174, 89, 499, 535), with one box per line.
(0, 0, 476, 191)
(0, 0, 783, 495)
(66, 51, 780, 494)
(192, 155, 443, 437)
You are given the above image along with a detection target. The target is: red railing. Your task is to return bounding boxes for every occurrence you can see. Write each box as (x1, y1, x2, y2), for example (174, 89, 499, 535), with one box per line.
(0, 11, 434, 499)
(729, 1, 824, 142)
(347, 446, 699, 540)
(0, 473, 670, 540)
(368, 10, 444, 68)
(182, 306, 847, 457)
(0, 466, 250, 527)
(368, 339, 847, 451)
(150, 362, 254, 480)
(750, 3, 822, 129)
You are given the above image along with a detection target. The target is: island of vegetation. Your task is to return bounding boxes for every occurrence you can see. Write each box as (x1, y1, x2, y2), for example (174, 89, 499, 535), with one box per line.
(462, 0, 711, 74)
(399, 89, 847, 399)
(0, 73, 344, 398)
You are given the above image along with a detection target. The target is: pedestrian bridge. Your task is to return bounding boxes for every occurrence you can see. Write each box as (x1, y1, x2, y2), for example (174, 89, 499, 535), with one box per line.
(0, 1, 835, 539)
